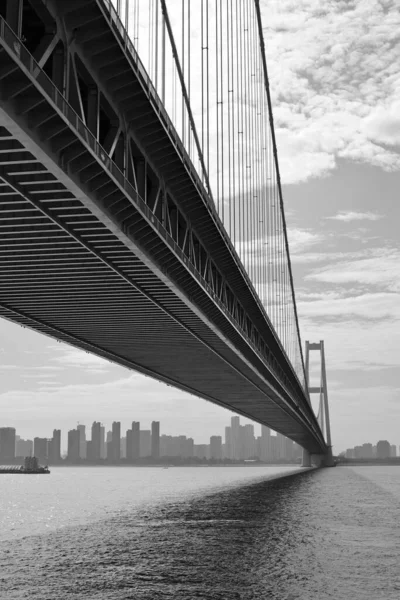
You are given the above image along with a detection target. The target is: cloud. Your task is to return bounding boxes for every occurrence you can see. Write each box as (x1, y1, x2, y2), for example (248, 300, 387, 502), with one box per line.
(261, 0, 400, 183)
(299, 291, 400, 320)
(306, 247, 400, 290)
(301, 315, 400, 372)
(327, 211, 384, 222)
(287, 227, 323, 253)
(364, 102, 400, 146)
(50, 347, 112, 372)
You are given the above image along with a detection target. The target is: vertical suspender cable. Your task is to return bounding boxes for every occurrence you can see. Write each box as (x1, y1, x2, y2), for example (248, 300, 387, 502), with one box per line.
(253, 0, 306, 382)
(160, 0, 214, 203)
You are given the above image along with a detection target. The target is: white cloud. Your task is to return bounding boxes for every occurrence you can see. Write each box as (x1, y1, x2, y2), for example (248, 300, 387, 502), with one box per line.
(306, 247, 400, 290)
(299, 291, 400, 320)
(364, 101, 400, 146)
(327, 211, 384, 222)
(261, 0, 400, 183)
(50, 347, 112, 372)
(301, 316, 400, 372)
(287, 227, 323, 253)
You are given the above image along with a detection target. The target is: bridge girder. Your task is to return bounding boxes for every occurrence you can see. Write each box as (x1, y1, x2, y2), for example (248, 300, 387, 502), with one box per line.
(0, 0, 327, 454)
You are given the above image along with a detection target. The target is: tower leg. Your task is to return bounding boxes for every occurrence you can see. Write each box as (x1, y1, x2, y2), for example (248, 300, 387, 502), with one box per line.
(302, 448, 311, 467)
(322, 446, 335, 467)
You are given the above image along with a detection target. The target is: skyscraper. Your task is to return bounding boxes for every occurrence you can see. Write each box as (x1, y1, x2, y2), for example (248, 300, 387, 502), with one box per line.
(231, 416, 240, 460)
(210, 436, 222, 460)
(140, 430, 151, 457)
(106, 430, 112, 459)
(15, 438, 33, 458)
(77, 424, 87, 459)
(361, 443, 373, 458)
(34, 437, 48, 465)
(49, 429, 61, 463)
(377, 440, 391, 459)
(182, 437, 194, 458)
(151, 421, 160, 459)
(132, 422, 140, 460)
(120, 436, 126, 459)
(91, 422, 102, 460)
(224, 426, 232, 459)
(100, 425, 106, 459)
(67, 429, 80, 461)
(126, 428, 133, 460)
(111, 421, 121, 462)
(242, 424, 255, 459)
(259, 426, 271, 462)
(0, 427, 16, 461)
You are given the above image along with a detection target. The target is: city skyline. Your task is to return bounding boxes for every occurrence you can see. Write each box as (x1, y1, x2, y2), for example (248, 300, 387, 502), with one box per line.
(0, 416, 303, 464)
(342, 440, 399, 460)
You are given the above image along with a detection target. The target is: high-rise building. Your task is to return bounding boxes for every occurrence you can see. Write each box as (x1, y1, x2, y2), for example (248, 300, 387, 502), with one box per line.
(210, 436, 222, 460)
(140, 430, 151, 457)
(182, 437, 194, 458)
(354, 445, 363, 458)
(242, 424, 255, 459)
(361, 443, 373, 458)
(224, 426, 232, 459)
(231, 416, 240, 460)
(77, 425, 87, 459)
(132, 422, 140, 460)
(100, 425, 106, 459)
(376, 440, 391, 459)
(259, 426, 271, 462)
(34, 437, 48, 464)
(106, 430, 112, 460)
(151, 421, 160, 459)
(120, 436, 126, 459)
(91, 422, 102, 460)
(0, 427, 16, 461)
(110, 421, 121, 461)
(49, 429, 61, 463)
(15, 438, 33, 458)
(126, 428, 133, 460)
(67, 429, 80, 461)
(390, 444, 397, 457)
(126, 422, 140, 460)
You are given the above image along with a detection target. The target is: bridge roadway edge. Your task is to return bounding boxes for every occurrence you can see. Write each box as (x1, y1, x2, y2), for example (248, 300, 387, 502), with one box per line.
(0, 2, 326, 454)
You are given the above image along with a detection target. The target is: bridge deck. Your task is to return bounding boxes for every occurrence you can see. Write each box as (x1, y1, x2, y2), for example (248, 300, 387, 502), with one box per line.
(0, 0, 326, 454)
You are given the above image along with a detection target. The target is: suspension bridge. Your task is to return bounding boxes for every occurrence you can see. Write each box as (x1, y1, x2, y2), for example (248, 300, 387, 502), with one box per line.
(0, 0, 333, 464)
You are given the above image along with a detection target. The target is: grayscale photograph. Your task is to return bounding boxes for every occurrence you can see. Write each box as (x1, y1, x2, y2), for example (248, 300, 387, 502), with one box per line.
(0, 0, 399, 598)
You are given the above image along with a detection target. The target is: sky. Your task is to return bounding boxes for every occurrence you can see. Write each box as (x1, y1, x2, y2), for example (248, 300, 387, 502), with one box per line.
(1, 0, 400, 453)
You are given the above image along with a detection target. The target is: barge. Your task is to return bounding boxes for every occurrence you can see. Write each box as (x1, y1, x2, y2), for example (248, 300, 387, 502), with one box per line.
(0, 456, 50, 474)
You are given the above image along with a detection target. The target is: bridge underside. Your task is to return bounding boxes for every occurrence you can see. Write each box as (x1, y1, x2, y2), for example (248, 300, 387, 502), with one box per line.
(0, 0, 326, 455)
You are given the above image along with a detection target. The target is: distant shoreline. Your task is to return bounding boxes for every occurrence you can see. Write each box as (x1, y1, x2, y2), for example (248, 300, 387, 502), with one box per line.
(338, 460, 400, 466)
(43, 462, 301, 468)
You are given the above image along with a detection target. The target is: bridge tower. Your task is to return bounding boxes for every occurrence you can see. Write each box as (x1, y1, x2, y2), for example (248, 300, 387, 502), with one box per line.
(302, 341, 334, 467)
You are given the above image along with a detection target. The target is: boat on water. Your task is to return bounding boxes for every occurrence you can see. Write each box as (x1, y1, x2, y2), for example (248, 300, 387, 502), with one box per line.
(0, 456, 50, 474)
